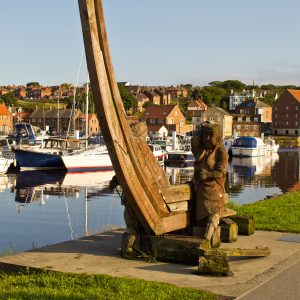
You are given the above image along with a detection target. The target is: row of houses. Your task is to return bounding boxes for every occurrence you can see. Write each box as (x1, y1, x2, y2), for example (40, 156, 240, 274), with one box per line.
(142, 89, 299, 138)
(0, 85, 82, 100)
(0, 84, 189, 103)
(0, 105, 99, 136)
(1, 89, 300, 139)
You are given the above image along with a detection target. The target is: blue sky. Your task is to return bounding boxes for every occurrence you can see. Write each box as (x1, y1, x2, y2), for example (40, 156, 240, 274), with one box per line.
(1, 0, 300, 87)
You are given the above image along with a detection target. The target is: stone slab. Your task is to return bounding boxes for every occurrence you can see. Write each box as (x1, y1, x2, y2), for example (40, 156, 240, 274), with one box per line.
(0, 229, 299, 298)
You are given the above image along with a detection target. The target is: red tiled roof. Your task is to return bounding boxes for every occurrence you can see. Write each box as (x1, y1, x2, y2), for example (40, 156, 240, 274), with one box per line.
(288, 89, 300, 102)
(147, 124, 166, 131)
(188, 100, 207, 109)
(18, 112, 31, 118)
(0, 104, 9, 115)
(144, 105, 176, 118)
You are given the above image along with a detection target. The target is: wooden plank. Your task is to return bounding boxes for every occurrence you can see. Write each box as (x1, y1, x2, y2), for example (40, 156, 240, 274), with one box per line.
(160, 212, 191, 234)
(161, 183, 193, 203)
(205, 246, 271, 257)
(167, 201, 188, 213)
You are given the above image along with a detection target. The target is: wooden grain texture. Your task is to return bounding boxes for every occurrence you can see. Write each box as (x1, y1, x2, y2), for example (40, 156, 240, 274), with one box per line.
(78, 0, 191, 234)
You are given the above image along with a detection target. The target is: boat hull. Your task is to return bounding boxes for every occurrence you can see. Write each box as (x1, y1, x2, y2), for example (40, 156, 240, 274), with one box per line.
(14, 149, 65, 170)
(231, 147, 268, 157)
(61, 149, 113, 173)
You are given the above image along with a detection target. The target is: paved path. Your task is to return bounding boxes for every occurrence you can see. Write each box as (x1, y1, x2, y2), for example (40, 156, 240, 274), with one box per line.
(236, 260, 300, 300)
(0, 230, 299, 298)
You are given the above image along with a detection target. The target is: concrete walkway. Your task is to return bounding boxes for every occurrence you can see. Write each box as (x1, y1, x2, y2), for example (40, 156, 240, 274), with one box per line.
(0, 229, 299, 298)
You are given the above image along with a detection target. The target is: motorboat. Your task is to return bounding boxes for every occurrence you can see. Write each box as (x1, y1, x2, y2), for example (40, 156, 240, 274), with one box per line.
(148, 143, 168, 166)
(231, 137, 268, 157)
(13, 138, 82, 171)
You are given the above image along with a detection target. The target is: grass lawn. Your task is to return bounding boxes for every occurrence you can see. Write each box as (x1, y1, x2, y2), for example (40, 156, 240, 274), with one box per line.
(228, 191, 300, 233)
(0, 270, 216, 300)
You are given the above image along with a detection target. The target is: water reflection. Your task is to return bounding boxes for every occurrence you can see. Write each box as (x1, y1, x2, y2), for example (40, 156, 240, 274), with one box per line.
(166, 149, 300, 204)
(1, 148, 300, 253)
(0, 170, 124, 253)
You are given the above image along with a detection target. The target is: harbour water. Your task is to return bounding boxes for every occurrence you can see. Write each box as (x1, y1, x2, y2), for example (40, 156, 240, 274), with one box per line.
(0, 148, 299, 253)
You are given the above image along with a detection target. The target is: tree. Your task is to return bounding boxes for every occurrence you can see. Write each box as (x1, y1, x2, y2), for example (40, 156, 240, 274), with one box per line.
(60, 83, 72, 89)
(208, 81, 223, 87)
(0, 92, 17, 106)
(190, 86, 202, 100)
(219, 80, 246, 92)
(260, 84, 277, 90)
(201, 86, 228, 107)
(117, 84, 136, 111)
(26, 82, 40, 88)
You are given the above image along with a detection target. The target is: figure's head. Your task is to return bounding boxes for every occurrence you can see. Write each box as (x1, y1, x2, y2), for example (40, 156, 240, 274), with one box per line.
(201, 123, 223, 148)
(131, 122, 148, 140)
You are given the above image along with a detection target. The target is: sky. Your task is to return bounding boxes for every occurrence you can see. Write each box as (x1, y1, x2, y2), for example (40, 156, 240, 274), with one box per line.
(1, 0, 300, 87)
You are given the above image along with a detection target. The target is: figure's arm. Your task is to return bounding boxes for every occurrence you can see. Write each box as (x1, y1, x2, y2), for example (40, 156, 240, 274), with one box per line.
(199, 147, 228, 180)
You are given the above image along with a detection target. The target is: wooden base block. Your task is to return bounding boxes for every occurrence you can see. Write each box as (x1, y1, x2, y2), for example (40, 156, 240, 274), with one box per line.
(229, 215, 255, 235)
(140, 234, 210, 265)
(220, 218, 238, 243)
(198, 254, 231, 276)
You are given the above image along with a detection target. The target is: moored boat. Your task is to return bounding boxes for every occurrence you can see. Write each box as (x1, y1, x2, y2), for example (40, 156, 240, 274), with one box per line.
(231, 136, 268, 157)
(13, 138, 81, 171)
(148, 143, 168, 166)
(61, 145, 113, 173)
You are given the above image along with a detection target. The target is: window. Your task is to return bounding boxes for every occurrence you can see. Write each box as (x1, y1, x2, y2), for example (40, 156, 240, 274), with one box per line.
(274, 114, 277, 119)
(296, 114, 298, 118)
(150, 119, 155, 124)
(254, 117, 258, 122)
(286, 106, 289, 110)
(296, 130, 298, 135)
(157, 118, 164, 123)
(296, 121, 299, 126)
(296, 106, 299, 111)
(275, 106, 278, 111)
(286, 121, 289, 125)
(286, 114, 289, 118)
(286, 130, 289, 135)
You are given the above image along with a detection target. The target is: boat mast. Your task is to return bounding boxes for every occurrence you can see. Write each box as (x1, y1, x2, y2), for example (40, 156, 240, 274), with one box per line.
(85, 74, 89, 149)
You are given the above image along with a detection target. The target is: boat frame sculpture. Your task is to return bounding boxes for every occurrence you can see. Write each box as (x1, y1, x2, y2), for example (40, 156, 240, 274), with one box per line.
(78, 0, 270, 275)
(78, 0, 191, 235)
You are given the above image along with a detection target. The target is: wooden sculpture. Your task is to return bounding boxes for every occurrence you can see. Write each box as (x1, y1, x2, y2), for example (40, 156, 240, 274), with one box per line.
(78, 0, 270, 275)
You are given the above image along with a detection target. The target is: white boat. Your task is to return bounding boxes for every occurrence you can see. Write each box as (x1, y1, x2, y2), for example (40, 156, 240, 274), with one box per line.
(148, 143, 168, 166)
(61, 145, 113, 173)
(231, 137, 268, 157)
(265, 138, 280, 153)
(0, 157, 13, 174)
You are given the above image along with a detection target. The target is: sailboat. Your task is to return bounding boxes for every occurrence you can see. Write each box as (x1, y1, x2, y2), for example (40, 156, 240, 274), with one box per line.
(60, 78, 113, 173)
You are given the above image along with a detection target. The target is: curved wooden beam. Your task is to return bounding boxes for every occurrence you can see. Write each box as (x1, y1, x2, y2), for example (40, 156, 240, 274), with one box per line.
(78, 0, 190, 234)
